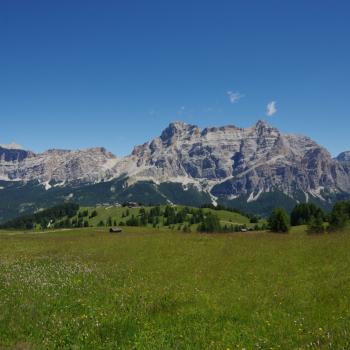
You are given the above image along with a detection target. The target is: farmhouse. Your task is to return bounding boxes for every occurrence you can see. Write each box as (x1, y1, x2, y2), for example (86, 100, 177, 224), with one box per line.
(109, 227, 122, 233)
(125, 201, 139, 208)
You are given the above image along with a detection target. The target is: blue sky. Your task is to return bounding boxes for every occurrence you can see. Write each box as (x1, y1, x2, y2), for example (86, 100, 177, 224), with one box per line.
(1, 0, 349, 156)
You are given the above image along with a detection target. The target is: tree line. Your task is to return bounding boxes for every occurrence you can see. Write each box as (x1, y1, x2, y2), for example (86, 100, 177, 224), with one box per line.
(0, 203, 80, 230)
(95, 206, 258, 233)
(268, 201, 350, 233)
(2, 200, 350, 234)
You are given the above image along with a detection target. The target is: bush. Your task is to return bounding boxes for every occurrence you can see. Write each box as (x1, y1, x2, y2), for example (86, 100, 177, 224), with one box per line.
(89, 210, 98, 218)
(307, 213, 325, 234)
(97, 220, 105, 227)
(268, 208, 290, 233)
(250, 216, 259, 224)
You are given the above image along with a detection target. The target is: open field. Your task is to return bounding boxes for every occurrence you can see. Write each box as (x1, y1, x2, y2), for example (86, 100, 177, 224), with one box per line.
(1, 227, 350, 349)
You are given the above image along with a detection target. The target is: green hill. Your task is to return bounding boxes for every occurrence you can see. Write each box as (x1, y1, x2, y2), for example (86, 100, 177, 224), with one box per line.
(0, 203, 256, 232)
(60, 204, 252, 230)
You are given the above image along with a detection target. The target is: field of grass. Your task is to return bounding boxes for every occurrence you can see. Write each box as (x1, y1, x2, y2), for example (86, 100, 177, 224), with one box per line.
(1, 226, 350, 349)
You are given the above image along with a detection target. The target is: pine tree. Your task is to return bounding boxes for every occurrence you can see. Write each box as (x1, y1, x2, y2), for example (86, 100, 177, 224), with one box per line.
(268, 208, 290, 233)
(197, 212, 221, 233)
(328, 201, 349, 231)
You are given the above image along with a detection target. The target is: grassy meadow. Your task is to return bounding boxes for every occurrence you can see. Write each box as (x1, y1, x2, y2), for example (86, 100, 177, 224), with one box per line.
(1, 226, 350, 349)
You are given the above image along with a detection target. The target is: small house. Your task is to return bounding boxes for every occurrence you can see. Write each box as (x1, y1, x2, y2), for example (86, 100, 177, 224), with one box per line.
(122, 201, 139, 208)
(109, 227, 122, 233)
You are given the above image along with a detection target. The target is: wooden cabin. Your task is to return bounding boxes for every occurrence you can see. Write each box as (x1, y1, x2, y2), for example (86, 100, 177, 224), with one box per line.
(109, 227, 122, 233)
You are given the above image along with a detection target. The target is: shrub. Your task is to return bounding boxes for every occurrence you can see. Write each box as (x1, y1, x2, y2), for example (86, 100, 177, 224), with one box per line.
(97, 220, 105, 227)
(250, 216, 259, 224)
(89, 210, 98, 218)
(307, 213, 325, 234)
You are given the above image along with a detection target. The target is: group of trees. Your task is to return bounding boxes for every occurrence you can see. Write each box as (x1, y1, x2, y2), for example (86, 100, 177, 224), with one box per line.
(121, 206, 213, 229)
(91, 205, 257, 234)
(0, 203, 80, 230)
(46, 208, 91, 229)
(268, 200, 350, 234)
(195, 212, 265, 233)
(290, 203, 325, 226)
(268, 203, 326, 234)
(290, 203, 325, 234)
(129, 206, 242, 232)
(200, 204, 251, 219)
(328, 201, 350, 231)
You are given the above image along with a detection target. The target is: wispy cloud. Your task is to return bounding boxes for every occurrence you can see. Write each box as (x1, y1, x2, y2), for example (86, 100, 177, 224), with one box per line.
(148, 109, 160, 119)
(227, 91, 244, 104)
(177, 106, 186, 115)
(266, 101, 277, 116)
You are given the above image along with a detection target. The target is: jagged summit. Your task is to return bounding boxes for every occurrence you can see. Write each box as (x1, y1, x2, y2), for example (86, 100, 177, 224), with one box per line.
(160, 121, 199, 144)
(254, 119, 269, 127)
(0, 145, 118, 183)
(0, 142, 24, 150)
(337, 151, 350, 162)
(158, 120, 274, 141)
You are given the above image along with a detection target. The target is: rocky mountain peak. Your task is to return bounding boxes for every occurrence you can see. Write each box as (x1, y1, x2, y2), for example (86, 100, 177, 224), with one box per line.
(255, 119, 269, 128)
(337, 151, 350, 162)
(159, 121, 200, 147)
(0, 146, 35, 162)
(253, 119, 278, 135)
(0, 142, 24, 150)
(160, 121, 193, 138)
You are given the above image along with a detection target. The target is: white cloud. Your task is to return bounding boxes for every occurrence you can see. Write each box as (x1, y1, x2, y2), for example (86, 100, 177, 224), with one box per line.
(266, 101, 277, 116)
(177, 106, 186, 116)
(227, 91, 244, 104)
(148, 109, 160, 119)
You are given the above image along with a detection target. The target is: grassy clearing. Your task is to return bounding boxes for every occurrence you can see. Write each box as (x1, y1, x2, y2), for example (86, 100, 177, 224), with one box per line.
(0, 227, 350, 349)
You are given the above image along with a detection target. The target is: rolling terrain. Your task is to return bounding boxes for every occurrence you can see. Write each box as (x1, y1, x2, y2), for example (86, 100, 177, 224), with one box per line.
(0, 203, 254, 232)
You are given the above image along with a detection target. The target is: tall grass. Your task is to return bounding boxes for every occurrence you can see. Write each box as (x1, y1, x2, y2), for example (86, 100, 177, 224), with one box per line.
(0, 227, 350, 349)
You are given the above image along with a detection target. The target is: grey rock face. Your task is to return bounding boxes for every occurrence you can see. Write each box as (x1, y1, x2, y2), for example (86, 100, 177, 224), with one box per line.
(0, 146, 35, 162)
(123, 120, 350, 200)
(336, 151, 350, 179)
(0, 146, 118, 183)
(0, 121, 349, 203)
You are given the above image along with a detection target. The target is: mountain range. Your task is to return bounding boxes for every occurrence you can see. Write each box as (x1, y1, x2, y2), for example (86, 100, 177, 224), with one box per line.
(1, 120, 349, 221)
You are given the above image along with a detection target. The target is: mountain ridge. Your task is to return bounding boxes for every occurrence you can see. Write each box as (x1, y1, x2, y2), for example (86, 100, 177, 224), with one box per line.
(0, 120, 349, 220)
